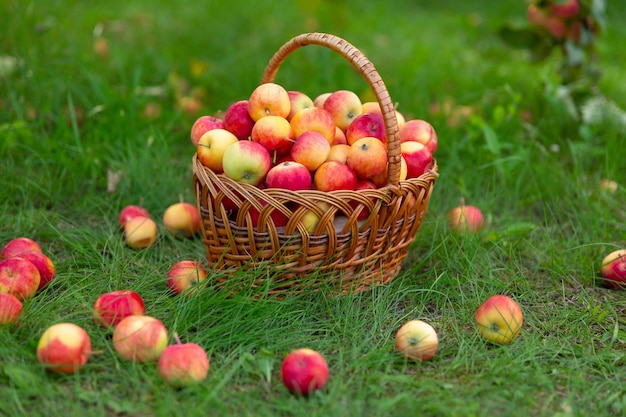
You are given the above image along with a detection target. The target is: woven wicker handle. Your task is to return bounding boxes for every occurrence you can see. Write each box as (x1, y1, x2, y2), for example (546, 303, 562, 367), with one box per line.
(261, 32, 402, 187)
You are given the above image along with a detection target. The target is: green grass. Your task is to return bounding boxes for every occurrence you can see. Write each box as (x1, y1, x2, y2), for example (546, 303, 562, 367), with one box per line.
(1, 0, 625, 416)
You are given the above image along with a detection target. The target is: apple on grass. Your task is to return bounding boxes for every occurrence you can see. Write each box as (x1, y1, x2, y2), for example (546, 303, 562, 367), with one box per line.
(163, 202, 201, 238)
(0, 292, 23, 326)
(251, 114, 294, 154)
(118, 204, 152, 228)
(113, 315, 168, 362)
(281, 348, 329, 396)
(600, 249, 626, 289)
(167, 260, 208, 295)
(124, 216, 158, 249)
(1, 237, 42, 260)
(222, 140, 272, 186)
(265, 161, 312, 191)
(290, 131, 331, 172)
(0, 257, 41, 301)
(37, 323, 92, 374)
(395, 320, 438, 361)
(248, 83, 291, 121)
(190, 115, 225, 146)
(93, 290, 146, 328)
(158, 333, 209, 386)
(399, 119, 438, 154)
(287, 90, 314, 120)
(447, 202, 484, 234)
(197, 128, 239, 173)
(223, 100, 255, 140)
(475, 295, 523, 345)
(290, 107, 336, 144)
(313, 161, 357, 192)
(400, 141, 433, 179)
(345, 112, 386, 145)
(346, 137, 388, 180)
(14, 250, 56, 290)
(323, 90, 363, 131)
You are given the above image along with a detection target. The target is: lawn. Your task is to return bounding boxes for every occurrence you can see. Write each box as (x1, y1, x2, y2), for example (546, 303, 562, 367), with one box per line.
(1, 0, 625, 416)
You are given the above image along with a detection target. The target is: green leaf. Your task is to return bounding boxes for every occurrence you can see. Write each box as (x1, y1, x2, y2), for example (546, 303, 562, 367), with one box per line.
(497, 24, 543, 49)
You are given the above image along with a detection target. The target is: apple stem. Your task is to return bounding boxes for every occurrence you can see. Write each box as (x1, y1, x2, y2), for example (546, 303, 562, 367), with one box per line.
(174, 332, 182, 345)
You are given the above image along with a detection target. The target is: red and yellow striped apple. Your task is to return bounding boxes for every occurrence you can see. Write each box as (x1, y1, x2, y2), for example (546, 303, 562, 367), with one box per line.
(475, 295, 523, 345)
(323, 90, 363, 131)
(290, 131, 331, 172)
(346, 137, 388, 180)
(158, 334, 209, 386)
(265, 161, 312, 191)
(600, 249, 626, 289)
(93, 290, 146, 327)
(0, 257, 40, 300)
(395, 319, 439, 361)
(223, 100, 255, 140)
(1, 237, 42, 260)
(167, 260, 207, 295)
(37, 323, 91, 374)
(162, 202, 201, 238)
(290, 107, 336, 144)
(113, 315, 168, 362)
(197, 128, 239, 173)
(313, 160, 357, 192)
(222, 140, 272, 186)
(0, 292, 22, 326)
(124, 216, 158, 249)
(248, 83, 291, 121)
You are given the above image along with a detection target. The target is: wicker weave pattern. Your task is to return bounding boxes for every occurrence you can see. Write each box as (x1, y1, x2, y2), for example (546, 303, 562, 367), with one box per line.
(192, 33, 438, 295)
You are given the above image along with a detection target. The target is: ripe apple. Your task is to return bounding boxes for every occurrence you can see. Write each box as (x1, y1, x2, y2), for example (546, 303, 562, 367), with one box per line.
(112, 315, 169, 362)
(361, 101, 382, 115)
(1, 237, 42, 259)
(399, 119, 438, 154)
(197, 128, 239, 173)
(93, 290, 146, 328)
(118, 205, 152, 228)
(323, 90, 363, 131)
(600, 249, 626, 289)
(351, 179, 378, 220)
(251, 114, 294, 154)
(346, 137, 388, 179)
(222, 140, 272, 186)
(287, 90, 314, 120)
(475, 295, 523, 345)
(527, 4, 568, 39)
(280, 348, 329, 396)
(162, 202, 201, 238)
(313, 161, 357, 192)
(190, 115, 225, 146)
(265, 161, 312, 191)
(290, 131, 331, 172)
(345, 112, 386, 145)
(313, 92, 331, 108)
(549, 0, 579, 19)
(371, 156, 408, 187)
(158, 333, 210, 386)
(395, 320, 438, 361)
(400, 141, 433, 179)
(300, 202, 331, 233)
(248, 82, 291, 121)
(15, 250, 56, 290)
(37, 323, 92, 374)
(326, 144, 351, 164)
(0, 257, 40, 301)
(0, 292, 22, 326)
(124, 216, 158, 249)
(223, 100, 255, 140)
(290, 107, 336, 144)
(167, 260, 208, 295)
(447, 203, 485, 234)
(332, 126, 348, 145)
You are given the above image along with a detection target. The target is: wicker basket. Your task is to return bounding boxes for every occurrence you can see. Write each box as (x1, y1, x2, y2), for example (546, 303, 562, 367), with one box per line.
(192, 32, 438, 295)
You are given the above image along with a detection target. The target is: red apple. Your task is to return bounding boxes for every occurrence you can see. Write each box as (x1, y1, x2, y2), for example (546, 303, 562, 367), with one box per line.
(395, 320, 439, 361)
(15, 251, 56, 290)
(280, 348, 329, 396)
(197, 128, 239, 173)
(251, 114, 294, 154)
(323, 90, 363, 131)
(248, 82, 291, 121)
(313, 160, 357, 192)
(399, 119, 438, 154)
(400, 141, 433, 179)
(190, 115, 225, 146)
(326, 144, 351, 164)
(550, 0, 579, 19)
(0, 257, 40, 301)
(163, 202, 201, 238)
(223, 100, 255, 140)
(447, 203, 485, 234)
(93, 290, 146, 328)
(37, 323, 92, 374)
(158, 334, 210, 385)
(222, 140, 272, 186)
(600, 249, 626, 289)
(1, 237, 42, 259)
(287, 90, 314, 120)
(332, 126, 348, 146)
(0, 292, 22, 326)
(290, 107, 336, 144)
(118, 205, 152, 228)
(346, 137, 388, 180)
(345, 112, 387, 145)
(248, 199, 289, 229)
(475, 295, 524, 345)
(124, 216, 158, 249)
(265, 161, 312, 191)
(112, 315, 169, 362)
(290, 131, 331, 172)
(167, 260, 208, 295)
(527, 4, 568, 39)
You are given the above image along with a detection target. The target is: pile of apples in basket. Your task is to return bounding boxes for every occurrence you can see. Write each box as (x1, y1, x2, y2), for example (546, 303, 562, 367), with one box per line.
(192, 82, 437, 202)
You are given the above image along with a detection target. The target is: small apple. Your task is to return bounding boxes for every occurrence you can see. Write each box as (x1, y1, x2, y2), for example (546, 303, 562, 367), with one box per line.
(326, 144, 351, 164)
(158, 333, 210, 386)
(112, 315, 169, 362)
(475, 295, 523, 345)
(395, 320, 438, 361)
(346, 137, 388, 179)
(251, 114, 294, 154)
(400, 141, 433, 179)
(124, 216, 158, 249)
(167, 260, 208, 295)
(0, 292, 22, 326)
(197, 128, 239, 173)
(600, 249, 626, 289)
(345, 112, 386, 145)
(290, 131, 331, 172)
(280, 348, 329, 396)
(118, 205, 152, 228)
(93, 290, 146, 328)
(248, 82, 291, 121)
(190, 115, 225, 146)
(332, 126, 348, 146)
(1, 237, 42, 260)
(313, 92, 331, 108)
(162, 202, 201, 238)
(287, 90, 314, 120)
(323, 90, 363, 131)
(399, 119, 438, 154)
(361, 101, 382, 115)
(265, 161, 312, 191)
(36, 323, 92, 374)
(222, 140, 272, 186)
(223, 100, 255, 140)
(299, 202, 331, 233)
(447, 203, 484, 234)
(0, 257, 40, 301)
(14, 250, 56, 290)
(313, 161, 357, 192)
(290, 107, 336, 144)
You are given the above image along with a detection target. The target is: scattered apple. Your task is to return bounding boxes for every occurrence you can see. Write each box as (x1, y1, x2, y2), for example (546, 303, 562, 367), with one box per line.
(281, 348, 329, 396)
(290, 131, 331, 172)
(223, 100, 255, 140)
(600, 249, 626, 289)
(0, 292, 22, 326)
(158, 333, 209, 386)
(167, 260, 208, 295)
(162, 202, 201, 238)
(93, 290, 146, 328)
(290, 107, 336, 144)
(0, 257, 41, 301)
(222, 140, 272, 186)
(313, 160, 357, 192)
(197, 128, 239, 173)
(447, 203, 485, 234)
(1, 237, 42, 260)
(346, 137, 388, 179)
(475, 295, 523, 345)
(248, 82, 291, 121)
(395, 319, 438, 361)
(190, 115, 225, 146)
(124, 216, 158, 249)
(265, 161, 312, 191)
(36, 323, 92, 374)
(112, 315, 168, 362)
(118, 205, 152, 228)
(323, 89, 363, 131)
(14, 250, 56, 290)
